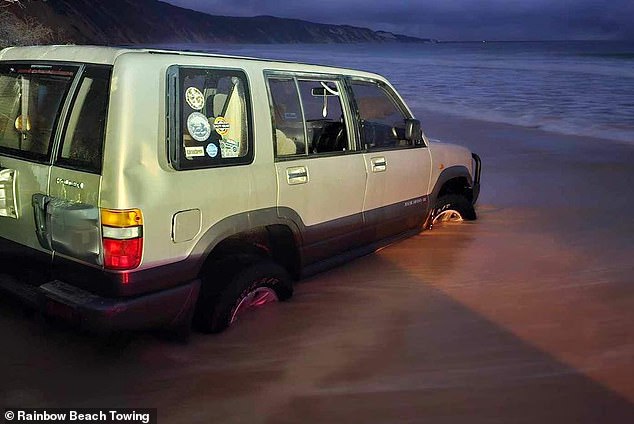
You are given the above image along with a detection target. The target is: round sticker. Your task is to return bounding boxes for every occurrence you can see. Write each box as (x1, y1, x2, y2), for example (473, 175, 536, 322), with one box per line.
(186, 112, 212, 142)
(213, 116, 230, 136)
(206, 143, 218, 158)
(185, 87, 205, 111)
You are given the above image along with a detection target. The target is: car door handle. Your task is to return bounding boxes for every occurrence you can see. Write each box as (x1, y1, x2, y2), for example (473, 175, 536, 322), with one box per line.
(32, 193, 52, 250)
(371, 157, 387, 172)
(286, 166, 308, 185)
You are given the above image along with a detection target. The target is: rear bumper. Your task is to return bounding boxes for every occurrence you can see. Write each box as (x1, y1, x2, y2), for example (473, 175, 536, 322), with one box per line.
(0, 273, 200, 332)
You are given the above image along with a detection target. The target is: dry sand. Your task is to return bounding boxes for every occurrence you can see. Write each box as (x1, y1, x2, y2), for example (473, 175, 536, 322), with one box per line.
(1, 111, 633, 423)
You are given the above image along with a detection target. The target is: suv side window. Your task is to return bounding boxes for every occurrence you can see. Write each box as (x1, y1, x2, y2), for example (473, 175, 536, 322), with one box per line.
(267, 74, 351, 159)
(298, 79, 349, 155)
(167, 66, 253, 170)
(57, 66, 111, 174)
(350, 80, 410, 150)
(268, 78, 306, 157)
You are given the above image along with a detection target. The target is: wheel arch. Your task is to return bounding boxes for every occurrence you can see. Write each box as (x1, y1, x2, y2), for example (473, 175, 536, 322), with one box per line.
(426, 166, 474, 226)
(190, 208, 304, 282)
(430, 166, 474, 204)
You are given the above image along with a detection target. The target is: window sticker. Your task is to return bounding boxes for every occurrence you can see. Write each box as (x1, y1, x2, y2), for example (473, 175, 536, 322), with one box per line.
(187, 112, 212, 142)
(206, 142, 219, 158)
(185, 86, 205, 111)
(213, 116, 230, 136)
(168, 65, 252, 170)
(220, 139, 240, 158)
(185, 146, 205, 158)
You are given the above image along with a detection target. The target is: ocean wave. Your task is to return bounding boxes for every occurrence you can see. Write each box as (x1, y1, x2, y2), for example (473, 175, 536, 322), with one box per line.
(415, 103, 634, 145)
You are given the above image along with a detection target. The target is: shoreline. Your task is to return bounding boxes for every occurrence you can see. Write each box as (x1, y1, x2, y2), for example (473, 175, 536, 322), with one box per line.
(416, 106, 634, 148)
(418, 107, 634, 152)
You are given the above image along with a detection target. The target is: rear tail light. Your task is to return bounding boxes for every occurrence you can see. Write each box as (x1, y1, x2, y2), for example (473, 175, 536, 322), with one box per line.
(101, 208, 143, 270)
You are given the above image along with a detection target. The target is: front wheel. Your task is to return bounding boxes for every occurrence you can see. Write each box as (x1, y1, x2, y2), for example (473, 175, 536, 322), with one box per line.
(196, 260, 293, 333)
(430, 194, 476, 227)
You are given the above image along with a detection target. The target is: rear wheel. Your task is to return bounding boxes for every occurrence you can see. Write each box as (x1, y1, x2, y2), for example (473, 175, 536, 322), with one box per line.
(195, 259, 292, 333)
(431, 194, 476, 227)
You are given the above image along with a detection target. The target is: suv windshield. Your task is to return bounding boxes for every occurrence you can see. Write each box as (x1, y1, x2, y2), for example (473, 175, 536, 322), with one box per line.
(0, 64, 77, 162)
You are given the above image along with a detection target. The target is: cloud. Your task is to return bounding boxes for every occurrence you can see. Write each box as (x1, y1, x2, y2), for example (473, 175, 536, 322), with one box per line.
(163, 0, 634, 40)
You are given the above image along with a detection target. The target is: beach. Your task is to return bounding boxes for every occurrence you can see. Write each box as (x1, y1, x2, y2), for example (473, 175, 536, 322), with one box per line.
(1, 108, 632, 422)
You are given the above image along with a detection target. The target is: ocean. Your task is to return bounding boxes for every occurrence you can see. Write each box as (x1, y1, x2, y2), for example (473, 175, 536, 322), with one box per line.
(166, 41, 634, 145)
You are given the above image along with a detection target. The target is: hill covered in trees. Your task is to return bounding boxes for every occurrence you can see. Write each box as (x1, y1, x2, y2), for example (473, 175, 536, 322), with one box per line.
(1, 0, 433, 48)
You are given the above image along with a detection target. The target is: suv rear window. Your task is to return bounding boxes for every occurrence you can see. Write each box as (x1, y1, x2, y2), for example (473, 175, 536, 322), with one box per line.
(57, 66, 111, 174)
(167, 66, 253, 170)
(0, 64, 78, 162)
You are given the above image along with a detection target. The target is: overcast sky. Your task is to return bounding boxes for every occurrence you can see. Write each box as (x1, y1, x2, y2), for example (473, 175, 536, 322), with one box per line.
(162, 0, 633, 41)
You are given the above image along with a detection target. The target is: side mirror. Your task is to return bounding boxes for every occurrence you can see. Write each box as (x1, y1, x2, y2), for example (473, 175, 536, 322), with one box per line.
(405, 119, 423, 145)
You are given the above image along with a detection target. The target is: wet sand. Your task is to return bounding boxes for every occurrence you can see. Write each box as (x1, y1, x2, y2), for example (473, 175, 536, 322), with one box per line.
(1, 111, 633, 423)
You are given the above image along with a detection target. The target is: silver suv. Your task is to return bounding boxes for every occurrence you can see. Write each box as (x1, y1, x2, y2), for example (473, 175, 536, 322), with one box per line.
(0, 46, 481, 336)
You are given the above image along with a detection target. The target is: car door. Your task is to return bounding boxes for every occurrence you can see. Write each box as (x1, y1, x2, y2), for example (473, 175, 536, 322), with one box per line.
(348, 79, 433, 239)
(0, 62, 80, 283)
(46, 65, 112, 267)
(266, 74, 369, 264)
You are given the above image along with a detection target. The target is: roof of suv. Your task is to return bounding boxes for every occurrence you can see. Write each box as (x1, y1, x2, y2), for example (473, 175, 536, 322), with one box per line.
(0, 45, 380, 79)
